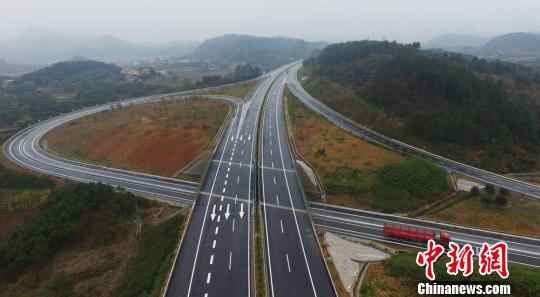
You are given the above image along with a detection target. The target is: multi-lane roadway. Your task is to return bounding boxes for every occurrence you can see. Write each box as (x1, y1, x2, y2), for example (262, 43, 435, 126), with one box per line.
(259, 74, 336, 297)
(3, 62, 540, 297)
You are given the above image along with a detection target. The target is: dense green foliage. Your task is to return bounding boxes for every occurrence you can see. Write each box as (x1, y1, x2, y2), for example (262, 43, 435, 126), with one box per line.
(0, 164, 54, 189)
(193, 34, 324, 70)
(0, 60, 182, 128)
(325, 167, 371, 195)
(373, 158, 449, 212)
(384, 253, 540, 297)
(0, 183, 137, 280)
(196, 63, 261, 88)
(306, 40, 540, 172)
(119, 213, 184, 297)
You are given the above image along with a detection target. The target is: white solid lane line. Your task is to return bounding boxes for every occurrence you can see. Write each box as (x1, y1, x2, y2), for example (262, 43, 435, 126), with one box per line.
(286, 254, 292, 272)
(210, 254, 214, 265)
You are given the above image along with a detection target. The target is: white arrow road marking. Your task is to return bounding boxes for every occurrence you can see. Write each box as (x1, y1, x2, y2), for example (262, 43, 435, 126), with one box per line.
(212, 240, 216, 249)
(207, 272, 212, 284)
(239, 203, 245, 219)
(280, 219, 284, 233)
(225, 204, 231, 220)
(228, 251, 233, 271)
(210, 254, 214, 265)
(286, 254, 291, 272)
(215, 226, 219, 235)
(232, 218, 236, 232)
(210, 204, 216, 221)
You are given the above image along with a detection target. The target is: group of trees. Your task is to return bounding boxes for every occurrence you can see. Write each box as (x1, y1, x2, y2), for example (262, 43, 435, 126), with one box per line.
(306, 40, 540, 172)
(196, 63, 261, 88)
(0, 164, 54, 189)
(0, 183, 138, 280)
(470, 184, 510, 208)
(0, 60, 182, 129)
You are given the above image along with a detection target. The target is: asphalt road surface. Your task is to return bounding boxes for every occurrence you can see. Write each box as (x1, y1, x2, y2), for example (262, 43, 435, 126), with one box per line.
(287, 63, 540, 200)
(259, 73, 337, 297)
(165, 70, 283, 297)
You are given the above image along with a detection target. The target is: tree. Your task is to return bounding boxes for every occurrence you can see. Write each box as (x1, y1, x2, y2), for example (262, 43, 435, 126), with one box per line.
(481, 194, 492, 207)
(470, 186, 480, 196)
(499, 187, 510, 197)
(495, 193, 508, 207)
(484, 184, 495, 196)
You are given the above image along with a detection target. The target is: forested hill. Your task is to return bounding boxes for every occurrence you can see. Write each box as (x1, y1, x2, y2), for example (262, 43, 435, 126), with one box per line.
(0, 60, 170, 130)
(304, 40, 540, 172)
(193, 34, 325, 70)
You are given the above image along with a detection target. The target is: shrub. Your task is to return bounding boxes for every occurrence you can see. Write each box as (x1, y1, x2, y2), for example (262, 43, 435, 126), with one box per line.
(373, 158, 449, 212)
(470, 186, 480, 196)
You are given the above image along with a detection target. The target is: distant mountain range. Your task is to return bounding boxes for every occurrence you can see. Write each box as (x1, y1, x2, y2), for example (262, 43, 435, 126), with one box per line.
(425, 32, 540, 67)
(192, 34, 327, 70)
(0, 29, 199, 66)
(0, 59, 38, 77)
(423, 34, 490, 52)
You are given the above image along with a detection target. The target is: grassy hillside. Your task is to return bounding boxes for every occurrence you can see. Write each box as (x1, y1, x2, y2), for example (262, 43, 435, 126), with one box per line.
(287, 89, 451, 213)
(0, 182, 185, 297)
(44, 97, 229, 177)
(304, 40, 540, 173)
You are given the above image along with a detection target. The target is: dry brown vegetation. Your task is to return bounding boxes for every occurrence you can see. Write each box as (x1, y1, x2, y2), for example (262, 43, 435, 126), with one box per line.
(425, 193, 540, 237)
(43, 97, 229, 177)
(0, 200, 184, 297)
(211, 80, 258, 99)
(285, 90, 403, 209)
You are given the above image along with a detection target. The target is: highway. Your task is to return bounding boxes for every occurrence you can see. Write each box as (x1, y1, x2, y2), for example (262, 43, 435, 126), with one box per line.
(164, 71, 282, 297)
(310, 202, 540, 267)
(3, 62, 540, 297)
(3, 94, 244, 205)
(287, 63, 540, 200)
(259, 73, 337, 297)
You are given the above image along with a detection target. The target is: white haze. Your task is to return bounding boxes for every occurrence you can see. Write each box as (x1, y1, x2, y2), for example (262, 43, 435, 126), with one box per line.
(2, 0, 540, 44)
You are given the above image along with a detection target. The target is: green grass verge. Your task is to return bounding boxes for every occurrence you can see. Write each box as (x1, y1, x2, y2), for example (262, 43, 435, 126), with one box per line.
(118, 213, 185, 297)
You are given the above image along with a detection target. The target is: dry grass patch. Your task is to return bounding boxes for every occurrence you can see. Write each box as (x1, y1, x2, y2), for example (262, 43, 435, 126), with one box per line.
(211, 80, 258, 99)
(285, 90, 402, 209)
(425, 194, 540, 237)
(44, 97, 229, 177)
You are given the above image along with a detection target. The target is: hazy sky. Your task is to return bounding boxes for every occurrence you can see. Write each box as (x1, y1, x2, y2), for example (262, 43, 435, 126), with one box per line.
(2, 0, 540, 43)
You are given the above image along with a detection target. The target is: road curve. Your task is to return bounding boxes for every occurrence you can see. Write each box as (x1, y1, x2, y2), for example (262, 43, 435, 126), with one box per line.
(287, 63, 540, 200)
(4, 92, 243, 205)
